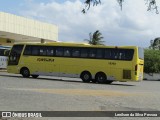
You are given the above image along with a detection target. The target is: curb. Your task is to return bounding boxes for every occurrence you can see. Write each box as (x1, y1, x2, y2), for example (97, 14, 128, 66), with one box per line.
(0, 69, 7, 72)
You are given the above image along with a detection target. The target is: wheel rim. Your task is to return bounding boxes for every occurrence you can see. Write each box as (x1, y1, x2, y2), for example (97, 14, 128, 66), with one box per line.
(81, 72, 91, 83)
(22, 68, 30, 77)
(98, 76, 104, 80)
(24, 70, 29, 76)
(97, 74, 106, 83)
(98, 76, 104, 82)
(84, 74, 89, 80)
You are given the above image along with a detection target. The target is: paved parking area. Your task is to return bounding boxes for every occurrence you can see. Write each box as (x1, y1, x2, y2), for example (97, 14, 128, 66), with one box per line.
(0, 72, 160, 119)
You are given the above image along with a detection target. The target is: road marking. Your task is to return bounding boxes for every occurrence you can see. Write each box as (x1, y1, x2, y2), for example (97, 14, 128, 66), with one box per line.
(6, 88, 141, 97)
(33, 89, 133, 96)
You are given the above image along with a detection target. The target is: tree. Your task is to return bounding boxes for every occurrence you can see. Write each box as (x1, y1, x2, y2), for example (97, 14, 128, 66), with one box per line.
(84, 30, 104, 45)
(82, 0, 159, 14)
(145, 38, 160, 74)
(144, 49, 160, 73)
(149, 37, 160, 50)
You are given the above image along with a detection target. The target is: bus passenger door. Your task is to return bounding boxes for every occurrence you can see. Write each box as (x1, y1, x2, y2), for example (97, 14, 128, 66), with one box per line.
(45, 47, 59, 76)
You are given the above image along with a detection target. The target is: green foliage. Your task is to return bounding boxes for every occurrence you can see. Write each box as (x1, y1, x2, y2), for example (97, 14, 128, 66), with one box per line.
(83, 0, 158, 14)
(144, 49, 160, 73)
(149, 37, 160, 50)
(84, 30, 104, 45)
(82, 0, 101, 13)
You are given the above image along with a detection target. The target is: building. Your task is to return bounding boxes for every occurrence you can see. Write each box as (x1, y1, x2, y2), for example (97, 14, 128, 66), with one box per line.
(0, 12, 58, 46)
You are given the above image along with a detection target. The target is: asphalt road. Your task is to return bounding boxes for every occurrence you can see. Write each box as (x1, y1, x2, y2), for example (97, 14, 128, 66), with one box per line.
(0, 72, 160, 120)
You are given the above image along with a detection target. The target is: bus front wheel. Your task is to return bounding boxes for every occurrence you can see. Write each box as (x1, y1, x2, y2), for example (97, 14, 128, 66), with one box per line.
(21, 68, 30, 78)
(80, 71, 91, 83)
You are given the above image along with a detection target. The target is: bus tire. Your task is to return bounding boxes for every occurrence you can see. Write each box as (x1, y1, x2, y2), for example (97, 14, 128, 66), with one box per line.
(96, 72, 113, 84)
(80, 71, 91, 83)
(31, 75, 39, 78)
(21, 67, 30, 78)
(96, 72, 107, 84)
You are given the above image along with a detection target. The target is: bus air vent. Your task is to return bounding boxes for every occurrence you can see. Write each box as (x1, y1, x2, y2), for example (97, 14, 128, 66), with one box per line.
(123, 70, 131, 79)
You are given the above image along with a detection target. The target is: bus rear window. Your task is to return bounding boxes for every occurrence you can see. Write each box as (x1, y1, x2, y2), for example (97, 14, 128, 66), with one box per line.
(138, 47, 144, 60)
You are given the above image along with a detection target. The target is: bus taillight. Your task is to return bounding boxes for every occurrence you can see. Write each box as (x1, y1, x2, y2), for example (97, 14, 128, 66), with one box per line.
(135, 64, 138, 71)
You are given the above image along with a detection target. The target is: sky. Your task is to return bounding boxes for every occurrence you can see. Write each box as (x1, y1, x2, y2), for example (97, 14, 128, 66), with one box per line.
(0, 0, 160, 47)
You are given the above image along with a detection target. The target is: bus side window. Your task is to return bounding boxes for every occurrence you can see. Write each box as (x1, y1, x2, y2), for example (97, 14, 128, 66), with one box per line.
(55, 47, 63, 56)
(104, 49, 111, 59)
(32, 46, 39, 56)
(72, 48, 80, 57)
(24, 45, 32, 55)
(118, 49, 126, 60)
(125, 50, 134, 60)
(39, 46, 47, 56)
(64, 48, 71, 57)
(96, 49, 103, 58)
(81, 48, 88, 58)
(111, 49, 119, 59)
(89, 49, 96, 58)
(46, 47, 54, 56)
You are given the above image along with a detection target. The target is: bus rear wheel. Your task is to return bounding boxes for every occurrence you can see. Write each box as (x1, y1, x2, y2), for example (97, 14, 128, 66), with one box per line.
(80, 71, 91, 83)
(96, 73, 113, 84)
(96, 72, 107, 84)
(21, 68, 30, 78)
(31, 75, 39, 78)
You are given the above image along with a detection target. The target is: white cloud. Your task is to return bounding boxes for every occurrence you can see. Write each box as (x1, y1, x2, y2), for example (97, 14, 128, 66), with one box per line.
(20, 0, 160, 47)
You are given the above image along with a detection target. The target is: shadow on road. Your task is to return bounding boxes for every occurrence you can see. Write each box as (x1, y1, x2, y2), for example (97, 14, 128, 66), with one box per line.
(0, 74, 135, 87)
(143, 79, 160, 81)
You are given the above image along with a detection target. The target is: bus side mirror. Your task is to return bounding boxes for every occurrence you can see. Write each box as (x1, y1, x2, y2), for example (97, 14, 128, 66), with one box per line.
(4, 50, 10, 56)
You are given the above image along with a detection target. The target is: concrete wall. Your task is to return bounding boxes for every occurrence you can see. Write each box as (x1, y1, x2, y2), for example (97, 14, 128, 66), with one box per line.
(144, 73, 160, 80)
(0, 38, 14, 46)
(0, 12, 58, 41)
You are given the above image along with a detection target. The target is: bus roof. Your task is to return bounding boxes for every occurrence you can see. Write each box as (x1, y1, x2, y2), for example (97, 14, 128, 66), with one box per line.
(12, 42, 138, 49)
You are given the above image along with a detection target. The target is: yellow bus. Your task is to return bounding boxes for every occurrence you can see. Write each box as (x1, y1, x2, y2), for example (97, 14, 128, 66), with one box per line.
(7, 42, 144, 84)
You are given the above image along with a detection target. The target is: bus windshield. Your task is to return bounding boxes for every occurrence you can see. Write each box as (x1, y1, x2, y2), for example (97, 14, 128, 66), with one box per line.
(8, 45, 24, 65)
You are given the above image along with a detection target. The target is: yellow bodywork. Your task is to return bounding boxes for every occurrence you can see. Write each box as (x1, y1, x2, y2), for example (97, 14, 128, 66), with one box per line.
(7, 42, 144, 82)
